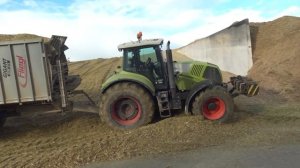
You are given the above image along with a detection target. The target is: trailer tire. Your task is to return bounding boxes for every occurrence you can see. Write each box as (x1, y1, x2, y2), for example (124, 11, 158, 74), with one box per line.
(99, 82, 154, 130)
(192, 86, 234, 123)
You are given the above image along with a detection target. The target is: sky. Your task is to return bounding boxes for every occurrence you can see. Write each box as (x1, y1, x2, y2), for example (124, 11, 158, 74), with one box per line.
(0, 0, 299, 61)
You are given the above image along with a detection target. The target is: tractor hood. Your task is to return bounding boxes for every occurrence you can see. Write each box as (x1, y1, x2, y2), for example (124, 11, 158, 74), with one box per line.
(174, 61, 222, 91)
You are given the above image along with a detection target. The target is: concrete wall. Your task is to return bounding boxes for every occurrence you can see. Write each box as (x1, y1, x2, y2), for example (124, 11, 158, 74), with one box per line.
(177, 19, 252, 76)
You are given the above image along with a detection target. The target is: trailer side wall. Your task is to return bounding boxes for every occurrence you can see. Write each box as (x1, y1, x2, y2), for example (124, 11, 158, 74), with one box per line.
(0, 39, 51, 104)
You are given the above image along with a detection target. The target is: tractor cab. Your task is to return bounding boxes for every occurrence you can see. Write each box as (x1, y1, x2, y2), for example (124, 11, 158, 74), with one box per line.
(118, 39, 167, 89)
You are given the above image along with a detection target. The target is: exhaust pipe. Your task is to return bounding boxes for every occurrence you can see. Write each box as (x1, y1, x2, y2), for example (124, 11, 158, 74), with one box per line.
(166, 41, 176, 98)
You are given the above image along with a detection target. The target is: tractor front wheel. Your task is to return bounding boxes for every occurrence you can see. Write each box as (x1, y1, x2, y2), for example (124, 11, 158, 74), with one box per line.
(99, 82, 154, 130)
(192, 86, 234, 123)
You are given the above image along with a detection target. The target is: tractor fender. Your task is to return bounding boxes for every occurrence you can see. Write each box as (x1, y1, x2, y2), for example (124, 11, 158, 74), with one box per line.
(101, 71, 156, 96)
(101, 79, 155, 96)
(184, 80, 215, 115)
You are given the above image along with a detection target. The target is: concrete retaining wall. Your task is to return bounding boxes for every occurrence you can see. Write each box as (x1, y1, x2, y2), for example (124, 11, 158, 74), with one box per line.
(177, 19, 252, 75)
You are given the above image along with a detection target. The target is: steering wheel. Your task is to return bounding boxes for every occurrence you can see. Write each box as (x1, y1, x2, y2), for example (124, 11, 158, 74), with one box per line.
(146, 57, 152, 66)
(153, 62, 162, 77)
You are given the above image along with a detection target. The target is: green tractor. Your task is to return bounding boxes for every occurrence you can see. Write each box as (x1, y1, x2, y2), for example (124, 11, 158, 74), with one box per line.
(99, 38, 259, 129)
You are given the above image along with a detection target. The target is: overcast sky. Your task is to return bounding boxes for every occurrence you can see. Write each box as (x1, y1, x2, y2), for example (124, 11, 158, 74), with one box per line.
(0, 0, 299, 61)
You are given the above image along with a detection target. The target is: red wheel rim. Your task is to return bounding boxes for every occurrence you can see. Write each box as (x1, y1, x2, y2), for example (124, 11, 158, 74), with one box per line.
(202, 97, 225, 120)
(111, 96, 142, 126)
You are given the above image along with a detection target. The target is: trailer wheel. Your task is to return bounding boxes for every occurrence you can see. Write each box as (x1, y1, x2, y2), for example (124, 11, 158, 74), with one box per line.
(192, 86, 234, 123)
(99, 82, 154, 130)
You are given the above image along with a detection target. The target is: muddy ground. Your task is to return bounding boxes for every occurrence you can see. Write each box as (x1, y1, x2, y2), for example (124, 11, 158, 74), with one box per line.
(0, 89, 299, 168)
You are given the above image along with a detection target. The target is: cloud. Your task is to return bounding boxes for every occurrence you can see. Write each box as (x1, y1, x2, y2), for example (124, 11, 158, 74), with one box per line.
(274, 6, 300, 18)
(23, 0, 38, 8)
(169, 8, 264, 46)
(0, 0, 299, 61)
(0, 0, 9, 5)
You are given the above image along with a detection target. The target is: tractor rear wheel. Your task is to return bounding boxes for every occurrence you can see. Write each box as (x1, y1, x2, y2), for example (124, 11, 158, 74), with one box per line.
(99, 82, 154, 130)
(192, 86, 234, 123)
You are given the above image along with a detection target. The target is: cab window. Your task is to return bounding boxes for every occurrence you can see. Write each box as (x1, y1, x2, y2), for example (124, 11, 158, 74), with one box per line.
(123, 47, 164, 84)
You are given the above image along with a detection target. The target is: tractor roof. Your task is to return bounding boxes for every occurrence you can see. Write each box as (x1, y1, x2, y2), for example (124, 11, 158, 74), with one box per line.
(118, 38, 163, 50)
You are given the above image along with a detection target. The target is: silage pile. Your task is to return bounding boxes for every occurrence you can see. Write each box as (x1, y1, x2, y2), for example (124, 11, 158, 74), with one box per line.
(68, 58, 122, 100)
(0, 34, 46, 41)
(249, 16, 300, 100)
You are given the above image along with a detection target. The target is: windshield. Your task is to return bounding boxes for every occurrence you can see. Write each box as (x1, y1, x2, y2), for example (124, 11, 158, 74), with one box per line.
(123, 46, 164, 84)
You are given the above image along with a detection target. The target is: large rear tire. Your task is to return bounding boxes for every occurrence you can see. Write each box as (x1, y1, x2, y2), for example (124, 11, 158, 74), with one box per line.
(99, 82, 155, 130)
(192, 86, 234, 123)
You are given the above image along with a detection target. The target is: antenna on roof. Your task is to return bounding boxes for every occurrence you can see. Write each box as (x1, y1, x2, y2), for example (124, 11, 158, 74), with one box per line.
(137, 31, 142, 42)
